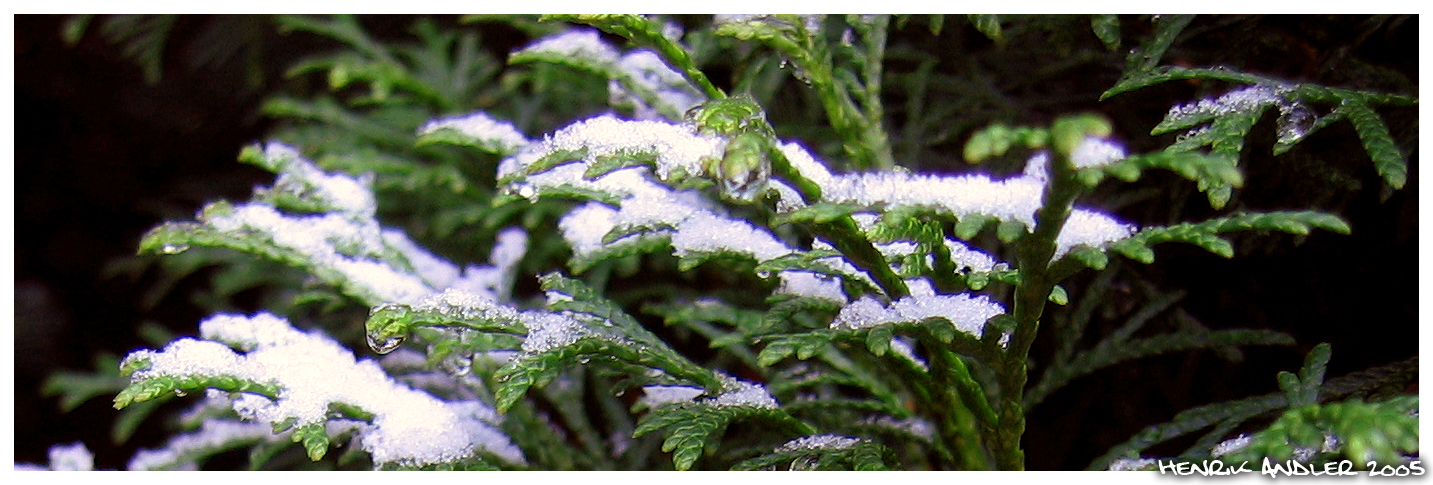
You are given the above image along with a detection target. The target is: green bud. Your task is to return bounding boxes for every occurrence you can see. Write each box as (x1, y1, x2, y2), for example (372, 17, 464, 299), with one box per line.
(1051, 113, 1114, 157)
(715, 132, 772, 201)
(687, 95, 767, 136)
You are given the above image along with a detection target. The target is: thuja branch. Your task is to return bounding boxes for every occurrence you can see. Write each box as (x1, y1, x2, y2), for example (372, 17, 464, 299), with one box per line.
(993, 115, 1112, 470)
(716, 15, 895, 170)
(546, 14, 726, 100)
(767, 140, 909, 299)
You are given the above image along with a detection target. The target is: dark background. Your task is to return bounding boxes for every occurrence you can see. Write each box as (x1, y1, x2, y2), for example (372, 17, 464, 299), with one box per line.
(12, 14, 1418, 470)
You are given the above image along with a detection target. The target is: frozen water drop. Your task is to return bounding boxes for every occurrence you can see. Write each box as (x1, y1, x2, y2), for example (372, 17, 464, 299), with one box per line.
(366, 334, 405, 355)
(515, 183, 536, 199)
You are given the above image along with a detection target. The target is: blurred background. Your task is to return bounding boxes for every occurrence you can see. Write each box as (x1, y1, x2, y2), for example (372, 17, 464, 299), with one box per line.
(12, 14, 1418, 470)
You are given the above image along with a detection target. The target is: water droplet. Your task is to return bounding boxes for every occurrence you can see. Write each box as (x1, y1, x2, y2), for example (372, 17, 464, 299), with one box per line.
(578, 356, 592, 364)
(755, 270, 772, 279)
(366, 334, 405, 354)
(174, 389, 188, 397)
(441, 355, 473, 376)
(160, 244, 190, 254)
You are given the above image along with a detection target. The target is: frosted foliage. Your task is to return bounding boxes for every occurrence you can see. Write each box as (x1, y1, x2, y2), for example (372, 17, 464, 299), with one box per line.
(129, 313, 522, 467)
(560, 202, 623, 256)
(889, 337, 928, 370)
(1166, 84, 1312, 144)
(791, 143, 1135, 256)
(639, 385, 705, 408)
(382, 228, 461, 289)
(776, 271, 847, 302)
(703, 379, 778, 408)
(447, 228, 529, 299)
(519, 312, 592, 353)
(128, 420, 272, 471)
(779, 143, 836, 188)
(45, 442, 94, 471)
(822, 171, 1046, 228)
(205, 203, 430, 304)
(671, 211, 793, 261)
(867, 415, 935, 441)
(611, 50, 704, 120)
(832, 293, 1006, 340)
(776, 434, 860, 453)
(541, 115, 725, 181)
(419, 112, 529, 154)
(1108, 457, 1158, 471)
(508, 117, 792, 267)
(1069, 137, 1127, 168)
(1053, 210, 1137, 260)
(334, 259, 432, 304)
(1211, 434, 1252, 457)
(414, 288, 521, 323)
(516, 28, 619, 65)
(945, 239, 999, 273)
(1167, 84, 1284, 121)
(262, 142, 376, 217)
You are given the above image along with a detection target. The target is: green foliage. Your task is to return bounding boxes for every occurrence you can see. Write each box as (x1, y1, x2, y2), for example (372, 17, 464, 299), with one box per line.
(1092, 344, 1418, 470)
(43, 14, 1414, 471)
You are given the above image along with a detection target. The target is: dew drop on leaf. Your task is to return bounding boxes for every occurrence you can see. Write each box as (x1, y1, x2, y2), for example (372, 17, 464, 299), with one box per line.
(173, 389, 188, 397)
(160, 244, 190, 254)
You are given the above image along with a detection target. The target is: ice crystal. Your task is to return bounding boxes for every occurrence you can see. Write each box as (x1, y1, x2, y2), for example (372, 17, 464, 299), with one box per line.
(776, 434, 861, 453)
(419, 111, 529, 154)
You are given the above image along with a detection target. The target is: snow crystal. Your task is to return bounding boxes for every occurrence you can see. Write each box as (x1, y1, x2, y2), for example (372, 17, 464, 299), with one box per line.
(944, 239, 999, 273)
(1069, 137, 1127, 169)
(1165, 84, 1284, 123)
(821, 170, 1046, 229)
(204, 203, 431, 304)
(703, 379, 778, 408)
(45, 442, 94, 471)
(515, 29, 619, 65)
(1107, 456, 1158, 471)
(888, 337, 928, 370)
(519, 312, 592, 353)
(775, 271, 847, 303)
(128, 419, 272, 471)
(541, 114, 726, 181)
(1053, 209, 1137, 260)
(332, 258, 432, 304)
(560, 202, 625, 256)
(128, 313, 524, 468)
(260, 142, 376, 217)
(611, 50, 705, 120)
(419, 112, 529, 154)
(775, 434, 860, 453)
(1211, 434, 1251, 457)
(639, 385, 706, 408)
(413, 288, 521, 323)
(670, 211, 794, 261)
(831, 293, 1006, 340)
